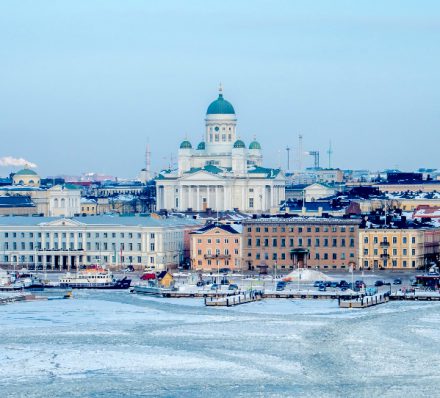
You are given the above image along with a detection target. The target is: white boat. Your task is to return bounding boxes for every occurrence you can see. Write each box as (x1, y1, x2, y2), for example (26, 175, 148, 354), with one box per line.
(59, 266, 131, 289)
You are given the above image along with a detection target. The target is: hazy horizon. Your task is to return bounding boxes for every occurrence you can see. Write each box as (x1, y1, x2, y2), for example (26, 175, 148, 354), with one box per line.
(1, 0, 439, 178)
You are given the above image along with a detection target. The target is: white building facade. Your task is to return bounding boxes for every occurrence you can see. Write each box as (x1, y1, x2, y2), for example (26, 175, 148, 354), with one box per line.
(0, 216, 200, 271)
(156, 88, 285, 213)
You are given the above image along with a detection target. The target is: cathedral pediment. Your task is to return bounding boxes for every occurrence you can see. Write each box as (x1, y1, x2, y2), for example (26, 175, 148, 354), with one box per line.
(179, 170, 225, 181)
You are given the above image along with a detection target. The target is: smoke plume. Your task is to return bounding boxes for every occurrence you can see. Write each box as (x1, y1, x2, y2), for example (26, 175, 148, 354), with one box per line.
(0, 156, 37, 168)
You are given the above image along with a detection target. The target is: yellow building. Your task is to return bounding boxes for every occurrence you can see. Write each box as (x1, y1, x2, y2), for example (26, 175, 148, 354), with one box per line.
(81, 199, 97, 215)
(359, 228, 439, 270)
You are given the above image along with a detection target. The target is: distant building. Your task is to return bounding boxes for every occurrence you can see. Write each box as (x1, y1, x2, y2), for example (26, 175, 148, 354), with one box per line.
(0, 215, 201, 271)
(190, 223, 242, 272)
(242, 218, 360, 271)
(0, 184, 81, 217)
(359, 227, 440, 270)
(156, 87, 285, 212)
(12, 168, 41, 187)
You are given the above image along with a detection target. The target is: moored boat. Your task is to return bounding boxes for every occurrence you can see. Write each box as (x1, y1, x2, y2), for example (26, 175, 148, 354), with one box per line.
(59, 265, 131, 289)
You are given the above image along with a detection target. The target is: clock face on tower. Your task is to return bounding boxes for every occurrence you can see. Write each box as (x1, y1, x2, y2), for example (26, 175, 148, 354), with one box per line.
(214, 126, 219, 132)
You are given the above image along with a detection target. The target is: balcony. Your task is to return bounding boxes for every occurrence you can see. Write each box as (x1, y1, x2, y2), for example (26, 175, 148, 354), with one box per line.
(380, 241, 390, 247)
(204, 254, 231, 260)
(380, 253, 390, 259)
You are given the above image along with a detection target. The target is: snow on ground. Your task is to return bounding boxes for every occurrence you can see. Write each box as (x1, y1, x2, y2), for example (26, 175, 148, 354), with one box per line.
(1, 291, 440, 397)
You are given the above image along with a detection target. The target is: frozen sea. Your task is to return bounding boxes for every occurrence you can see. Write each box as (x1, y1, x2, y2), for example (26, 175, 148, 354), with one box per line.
(1, 291, 440, 398)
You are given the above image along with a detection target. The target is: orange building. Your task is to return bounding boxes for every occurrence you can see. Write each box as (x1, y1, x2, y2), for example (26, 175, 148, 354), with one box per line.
(190, 223, 242, 272)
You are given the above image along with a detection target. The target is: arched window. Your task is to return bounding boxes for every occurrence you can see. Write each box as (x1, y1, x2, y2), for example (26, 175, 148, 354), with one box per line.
(54, 198, 59, 208)
(61, 198, 66, 208)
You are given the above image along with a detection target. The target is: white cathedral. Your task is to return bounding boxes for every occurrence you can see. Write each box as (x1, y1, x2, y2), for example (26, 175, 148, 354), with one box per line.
(156, 87, 285, 213)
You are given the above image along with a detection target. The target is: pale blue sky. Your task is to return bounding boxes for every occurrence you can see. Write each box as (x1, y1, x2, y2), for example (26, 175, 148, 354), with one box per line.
(1, 0, 439, 177)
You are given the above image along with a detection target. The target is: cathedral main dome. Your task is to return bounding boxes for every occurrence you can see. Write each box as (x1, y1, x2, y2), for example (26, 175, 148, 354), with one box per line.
(206, 93, 235, 115)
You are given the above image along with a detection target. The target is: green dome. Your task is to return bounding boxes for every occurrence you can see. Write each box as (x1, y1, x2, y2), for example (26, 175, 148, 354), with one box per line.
(249, 141, 261, 150)
(196, 141, 206, 150)
(207, 93, 235, 115)
(179, 140, 192, 149)
(233, 139, 245, 149)
(15, 168, 38, 176)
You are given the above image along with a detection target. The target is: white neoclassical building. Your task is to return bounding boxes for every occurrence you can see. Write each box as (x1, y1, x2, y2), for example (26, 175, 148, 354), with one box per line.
(156, 87, 285, 212)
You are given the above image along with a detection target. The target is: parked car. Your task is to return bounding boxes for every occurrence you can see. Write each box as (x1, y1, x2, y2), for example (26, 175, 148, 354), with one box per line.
(374, 280, 384, 287)
(196, 281, 206, 287)
(124, 265, 135, 272)
(314, 280, 323, 287)
(355, 280, 365, 288)
(276, 281, 287, 291)
(324, 281, 332, 287)
(228, 284, 239, 291)
(339, 280, 349, 288)
(330, 282, 339, 288)
(318, 283, 326, 292)
(211, 283, 220, 290)
(393, 278, 402, 285)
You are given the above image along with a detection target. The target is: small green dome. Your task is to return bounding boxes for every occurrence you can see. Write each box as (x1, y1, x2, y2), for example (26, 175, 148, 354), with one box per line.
(179, 140, 192, 149)
(249, 141, 261, 150)
(15, 168, 38, 176)
(233, 139, 246, 149)
(207, 93, 235, 115)
(196, 141, 206, 150)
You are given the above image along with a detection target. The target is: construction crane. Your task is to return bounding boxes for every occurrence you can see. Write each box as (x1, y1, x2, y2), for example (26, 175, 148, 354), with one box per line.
(305, 150, 320, 169)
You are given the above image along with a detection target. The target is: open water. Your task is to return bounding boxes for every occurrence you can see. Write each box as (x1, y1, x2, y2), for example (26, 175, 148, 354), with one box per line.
(1, 291, 440, 397)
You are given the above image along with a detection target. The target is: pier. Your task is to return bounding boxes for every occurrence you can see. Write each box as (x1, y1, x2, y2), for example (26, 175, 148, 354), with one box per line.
(205, 290, 263, 307)
(339, 293, 389, 309)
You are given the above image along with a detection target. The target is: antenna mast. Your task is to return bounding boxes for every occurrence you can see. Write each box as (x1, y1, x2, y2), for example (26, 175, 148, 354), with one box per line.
(327, 141, 333, 168)
(145, 143, 151, 181)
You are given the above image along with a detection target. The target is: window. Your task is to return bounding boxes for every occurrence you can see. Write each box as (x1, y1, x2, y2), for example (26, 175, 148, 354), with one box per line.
(403, 237, 407, 244)
(249, 198, 254, 208)
(349, 238, 355, 248)
(341, 226, 346, 232)
(341, 253, 346, 260)
(272, 253, 277, 260)
(256, 227, 260, 232)
(150, 243, 155, 251)
(364, 249, 368, 255)
(403, 249, 407, 255)
(392, 260, 397, 267)
(324, 253, 328, 260)
(289, 238, 294, 247)
(256, 253, 260, 260)
(332, 253, 337, 260)
(403, 260, 407, 267)
(272, 238, 277, 247)
(307, 238, 311, 247)
(392, 237, 397, 244)
(324, 238, 329, 247)
(341, 238, 346, 247)
(412, 249, 415, 255)
(307, 227, 311, 233)
(393, 249, 397, 256)
(315, 227, 320, 233)
(256, 238, 261, 247)
(248, 238, 252, 246)
(264, 238, 269, 247)
(281, 238, 286, 247)
(315, 238, 320, 247)
(247, 227, 252, 232)
(315, 253, 320, 260)
(298, 238, 303, 247)
(373, 236, 378, 244)
(411, 237, 416, 244)
(332, 238, 337, 247)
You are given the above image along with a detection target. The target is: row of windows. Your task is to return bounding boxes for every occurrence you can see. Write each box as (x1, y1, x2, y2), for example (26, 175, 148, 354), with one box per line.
(363, 260, 417, 268)
(363, 236, 416, 244)
(4, 255, 155, 265)
(250, 252, 355, 261)
(197, 238, 240, 244)
(3, 232, 155, 239)
(247, 226, 356, 233)
(364, 248, 417, 256)
(3, 242, 156, 251)
(197, 248, 239, 255)
(247, 237, 355, 248)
